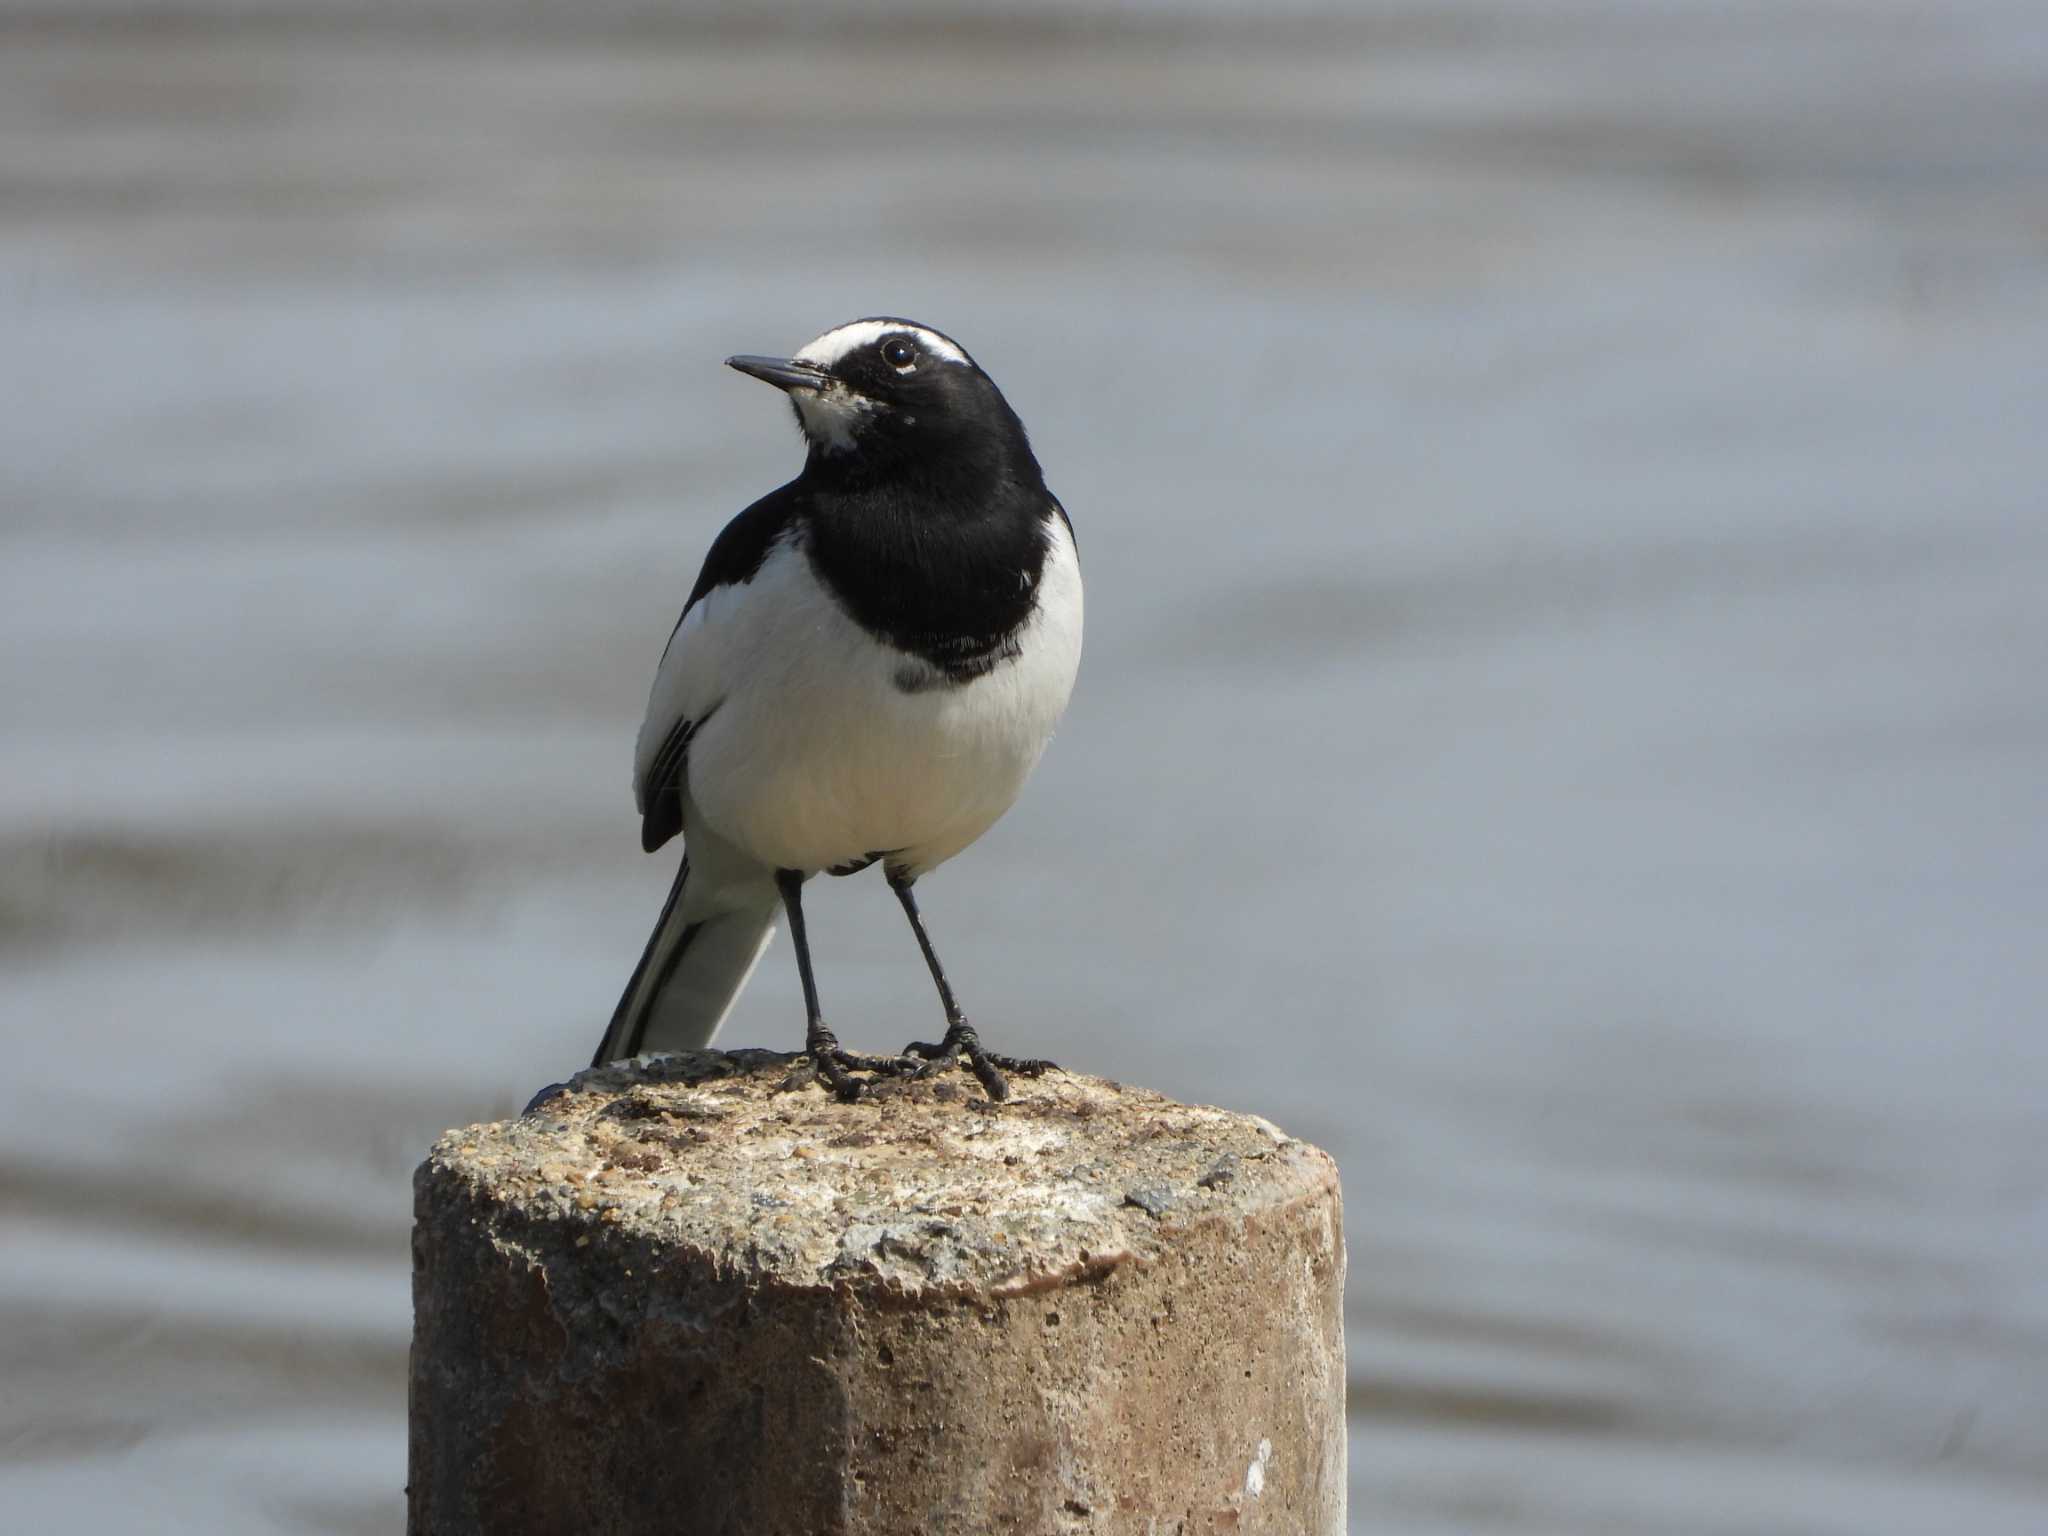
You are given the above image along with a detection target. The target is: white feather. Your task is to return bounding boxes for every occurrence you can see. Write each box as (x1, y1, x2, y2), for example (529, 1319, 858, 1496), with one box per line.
(793, 319, 971, 371)
(634, 515, 1082, 887)
(791, 386, 877, 454)
(784, 320, 974, 453)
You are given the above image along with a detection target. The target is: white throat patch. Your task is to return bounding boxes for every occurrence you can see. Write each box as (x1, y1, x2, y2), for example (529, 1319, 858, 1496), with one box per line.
(792, 383, 878, 454)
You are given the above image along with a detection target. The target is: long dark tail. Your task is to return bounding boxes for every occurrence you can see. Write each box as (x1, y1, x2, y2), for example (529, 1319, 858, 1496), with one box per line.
(590, 858, 777, 1067)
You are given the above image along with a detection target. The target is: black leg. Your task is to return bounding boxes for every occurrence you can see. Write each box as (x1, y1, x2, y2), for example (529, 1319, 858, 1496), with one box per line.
(775, 868, 902, 1100)
(890, 873, 1056, 1102)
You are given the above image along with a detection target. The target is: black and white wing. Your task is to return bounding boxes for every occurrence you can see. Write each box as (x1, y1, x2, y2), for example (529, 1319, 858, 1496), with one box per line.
(632, 484, 804, 853)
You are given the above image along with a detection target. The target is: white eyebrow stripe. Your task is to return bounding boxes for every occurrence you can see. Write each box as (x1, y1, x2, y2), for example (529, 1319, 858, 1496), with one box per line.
(792, 319, 971, 370)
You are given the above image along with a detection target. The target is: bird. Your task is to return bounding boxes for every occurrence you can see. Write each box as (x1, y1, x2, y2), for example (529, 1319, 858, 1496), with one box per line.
(588, 317, 1083, 1101)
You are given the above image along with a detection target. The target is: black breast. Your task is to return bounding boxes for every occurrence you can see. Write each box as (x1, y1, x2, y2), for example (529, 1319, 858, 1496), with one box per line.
(800, 482, 1058, 683)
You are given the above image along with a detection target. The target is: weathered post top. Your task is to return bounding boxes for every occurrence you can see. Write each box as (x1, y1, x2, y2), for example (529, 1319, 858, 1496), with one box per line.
(409, 1051, 1345, 1535)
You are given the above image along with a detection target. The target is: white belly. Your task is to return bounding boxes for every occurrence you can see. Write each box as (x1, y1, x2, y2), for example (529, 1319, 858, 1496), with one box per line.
(684, 518, 1082, 878)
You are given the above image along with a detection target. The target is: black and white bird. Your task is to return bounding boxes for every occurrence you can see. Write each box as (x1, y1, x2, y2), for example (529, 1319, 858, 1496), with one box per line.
(589, 318, 1083, 1101)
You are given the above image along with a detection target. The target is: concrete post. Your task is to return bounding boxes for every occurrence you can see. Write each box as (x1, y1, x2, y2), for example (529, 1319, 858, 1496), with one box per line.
(408, 1051, 1345, 1534)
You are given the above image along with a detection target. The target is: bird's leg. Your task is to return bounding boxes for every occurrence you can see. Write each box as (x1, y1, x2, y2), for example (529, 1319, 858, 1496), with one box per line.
(775, 869, 900, 1100)
(889, 873, 1056, 1102)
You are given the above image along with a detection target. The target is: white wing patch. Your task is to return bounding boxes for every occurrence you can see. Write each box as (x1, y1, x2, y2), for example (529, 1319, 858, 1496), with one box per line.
(632, 529, 799, 810)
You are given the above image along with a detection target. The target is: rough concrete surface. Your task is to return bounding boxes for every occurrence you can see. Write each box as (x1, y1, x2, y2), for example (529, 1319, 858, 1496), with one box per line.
(408, 1051, 1345, 1535)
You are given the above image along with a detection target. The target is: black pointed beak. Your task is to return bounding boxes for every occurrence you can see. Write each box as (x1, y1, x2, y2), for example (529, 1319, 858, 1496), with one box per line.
(726, 354, 832, 393)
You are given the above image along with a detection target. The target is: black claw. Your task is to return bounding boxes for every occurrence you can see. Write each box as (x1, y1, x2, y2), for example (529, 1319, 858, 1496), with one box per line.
(798, 1023, 926, 1101)
(986, 1053, 1057, 1077)
(778, 1017, 1051, 1106)
(802, 1026, 862, 1101)
(895, 1022, 1055, 1103)
(812, 1054, 864, 1101)
(970, 1055, 1010, 1103)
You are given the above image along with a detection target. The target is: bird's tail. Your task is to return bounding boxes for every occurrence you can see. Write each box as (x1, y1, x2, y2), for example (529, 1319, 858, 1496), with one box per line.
(590, 858, 778, 1067)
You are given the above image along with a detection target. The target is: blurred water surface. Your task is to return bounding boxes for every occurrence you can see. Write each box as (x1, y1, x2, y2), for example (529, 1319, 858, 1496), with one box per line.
(3, 5, 2047, 1532)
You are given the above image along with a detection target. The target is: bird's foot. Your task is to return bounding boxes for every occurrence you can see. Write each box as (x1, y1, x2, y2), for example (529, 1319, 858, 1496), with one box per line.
(800, 1023, 913, 1102)
(900, 1021, 1056, 1103)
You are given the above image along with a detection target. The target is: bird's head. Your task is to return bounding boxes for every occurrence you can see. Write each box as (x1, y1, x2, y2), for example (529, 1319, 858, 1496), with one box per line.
(727, 318, 1033, 481)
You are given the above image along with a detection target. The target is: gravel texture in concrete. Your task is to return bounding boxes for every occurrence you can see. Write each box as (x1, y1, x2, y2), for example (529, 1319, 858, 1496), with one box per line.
(409, 1051, 1344, 1534)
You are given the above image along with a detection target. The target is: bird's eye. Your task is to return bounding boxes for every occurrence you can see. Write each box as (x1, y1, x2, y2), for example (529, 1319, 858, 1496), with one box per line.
(881, 337, 918, 373)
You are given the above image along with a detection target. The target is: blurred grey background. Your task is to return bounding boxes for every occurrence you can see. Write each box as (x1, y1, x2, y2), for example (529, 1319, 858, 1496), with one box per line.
(4, 2, 2046, 1531)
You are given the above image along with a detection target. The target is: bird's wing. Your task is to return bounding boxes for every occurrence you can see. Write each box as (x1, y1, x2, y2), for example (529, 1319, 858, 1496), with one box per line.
(1047, 492, 1075, 545)
(632, 483, 805, 854)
